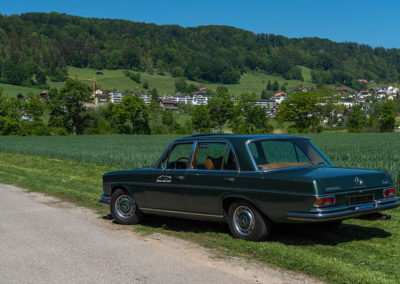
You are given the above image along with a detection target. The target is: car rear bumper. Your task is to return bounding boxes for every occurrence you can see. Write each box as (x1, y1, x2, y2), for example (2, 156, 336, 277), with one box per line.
(99, 194, 111, 204)
(286, 196, 400, 221)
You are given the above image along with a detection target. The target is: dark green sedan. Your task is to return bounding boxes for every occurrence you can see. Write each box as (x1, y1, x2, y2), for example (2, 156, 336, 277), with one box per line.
(100, 134, 399, 241)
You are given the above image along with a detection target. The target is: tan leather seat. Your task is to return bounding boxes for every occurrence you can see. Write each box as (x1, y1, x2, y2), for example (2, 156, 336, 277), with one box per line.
(258, 162, 311, 170)
(205, 156, 223, 170)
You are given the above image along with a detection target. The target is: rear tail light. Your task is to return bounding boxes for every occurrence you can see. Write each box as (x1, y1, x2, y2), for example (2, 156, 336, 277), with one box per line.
(314, 196, 335, 207)
(383, 188, 396, 198)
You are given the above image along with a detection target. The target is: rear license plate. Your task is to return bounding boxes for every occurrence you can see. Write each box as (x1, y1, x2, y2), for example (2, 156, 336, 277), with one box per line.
(349, 194, 374, 206)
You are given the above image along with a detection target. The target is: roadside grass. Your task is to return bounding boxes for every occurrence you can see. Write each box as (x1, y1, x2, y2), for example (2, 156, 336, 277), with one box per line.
(0, 133, 400, 283)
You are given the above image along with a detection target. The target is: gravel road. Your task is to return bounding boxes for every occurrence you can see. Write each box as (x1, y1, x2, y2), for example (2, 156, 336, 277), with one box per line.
(0, 184, 321, 284)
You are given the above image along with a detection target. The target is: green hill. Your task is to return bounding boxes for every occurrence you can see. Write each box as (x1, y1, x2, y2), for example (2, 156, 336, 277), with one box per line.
(0, 12, 399, 93)
(1, 66, 313, 98)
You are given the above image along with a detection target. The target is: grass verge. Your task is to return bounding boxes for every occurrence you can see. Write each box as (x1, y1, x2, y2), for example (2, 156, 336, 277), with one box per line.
(0, 151, 399, 283)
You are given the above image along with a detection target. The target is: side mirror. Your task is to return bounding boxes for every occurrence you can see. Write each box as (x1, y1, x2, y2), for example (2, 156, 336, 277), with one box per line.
(161, 163, 166, 170)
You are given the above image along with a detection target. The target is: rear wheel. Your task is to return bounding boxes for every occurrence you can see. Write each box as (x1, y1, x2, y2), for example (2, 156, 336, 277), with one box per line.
(110, 189, 143, 225)
(228, 201, 271, 241)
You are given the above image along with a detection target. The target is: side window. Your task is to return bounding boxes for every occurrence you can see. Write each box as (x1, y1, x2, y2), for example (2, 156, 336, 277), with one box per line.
(294, 145, 310, 163)
(193, 142, 237, 171)
(165, 143, 193, 169)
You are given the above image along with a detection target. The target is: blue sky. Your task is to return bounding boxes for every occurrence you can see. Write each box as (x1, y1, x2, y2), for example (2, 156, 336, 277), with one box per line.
(2, 0, 399, 48)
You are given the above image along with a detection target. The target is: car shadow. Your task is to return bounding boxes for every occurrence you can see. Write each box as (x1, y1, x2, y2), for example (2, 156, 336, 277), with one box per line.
(102, 214, 391, 245)
(269, 222, 391, 246)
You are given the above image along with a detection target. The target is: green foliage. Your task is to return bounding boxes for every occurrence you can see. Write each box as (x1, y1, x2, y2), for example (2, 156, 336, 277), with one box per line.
(207, 90, 234, 132)
(378, 101, 396, 132)
(277, 91, 323, 133)
(25, 93, 45, 121)
(123, 70, 141, 83)
(111, 95, 150, 134)
(232, 93, 272, 134)
(191, 106, 212, 132)
(346, 105, 366, 133)
(175, 77, 188, 93)
(58, 79, 92, 135)
(1, 12, 399, 88)
(142, 80, 149, 89)
(272, 80, 279, 92)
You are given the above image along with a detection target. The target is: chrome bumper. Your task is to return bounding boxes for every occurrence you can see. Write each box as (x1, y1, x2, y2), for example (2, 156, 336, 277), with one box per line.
(99, 194, 111, 204)
(286, 197, 400, 221)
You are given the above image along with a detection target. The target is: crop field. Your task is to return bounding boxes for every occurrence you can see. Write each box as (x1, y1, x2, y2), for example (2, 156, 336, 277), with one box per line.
(0, 133, 398, 188)
(0, 133, 399, 283)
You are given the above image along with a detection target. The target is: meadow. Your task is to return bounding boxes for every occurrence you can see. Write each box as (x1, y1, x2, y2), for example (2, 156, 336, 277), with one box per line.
(0, 66, 313, 97)
(0, 133, 399, 283)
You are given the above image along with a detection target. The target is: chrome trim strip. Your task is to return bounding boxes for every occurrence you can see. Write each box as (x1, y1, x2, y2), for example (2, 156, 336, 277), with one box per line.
(140, 208, 224, 220)
(99, 194, 111, 204)
(105, 181, 315, 197)
(286, 199, 400, 221)
(322, 186, 394, 195)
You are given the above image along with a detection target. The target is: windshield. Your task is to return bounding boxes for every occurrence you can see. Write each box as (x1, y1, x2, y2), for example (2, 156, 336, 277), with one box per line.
(248, 139, 330, 170)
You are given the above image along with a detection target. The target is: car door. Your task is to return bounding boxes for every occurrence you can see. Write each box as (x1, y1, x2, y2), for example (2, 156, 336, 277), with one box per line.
(145, 142, 194, 211)
(184, 141, 239, 215)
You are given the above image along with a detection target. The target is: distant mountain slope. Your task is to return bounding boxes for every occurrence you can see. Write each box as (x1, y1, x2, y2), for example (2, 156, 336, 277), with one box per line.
(0, 12, 399, 88)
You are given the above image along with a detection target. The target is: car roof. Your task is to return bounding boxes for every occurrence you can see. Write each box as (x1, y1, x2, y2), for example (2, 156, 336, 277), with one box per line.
(177, 133, 309, 142)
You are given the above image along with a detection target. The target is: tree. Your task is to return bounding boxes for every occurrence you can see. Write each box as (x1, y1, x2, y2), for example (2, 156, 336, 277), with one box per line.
(232, 93, 272, 134)
(277, 91, 323, 133)
(378, 101, 396, 132)
(113, 95, 150, 134)
(207, 90, 233, 132)
(25, 93, 45, 121)
(319, 86, 341, 131)
(266, 80, 272, 91)
(346, 105, 365, 133)
(59, 79, 92, 135)
(191, 106, 212, 132)
(272, 80, 279, 92)
(150, 88, 158, 101)
(142, 80, 149, 89)
(175, 77, 187, 93)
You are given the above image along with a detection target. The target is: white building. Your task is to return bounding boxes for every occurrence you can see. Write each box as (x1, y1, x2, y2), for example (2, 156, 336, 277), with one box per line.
(110, 91, 124, 104)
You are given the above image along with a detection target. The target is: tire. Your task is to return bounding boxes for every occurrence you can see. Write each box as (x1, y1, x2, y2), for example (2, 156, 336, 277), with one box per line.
(110, 189, 143, 225)
(228, 201, 271, 241)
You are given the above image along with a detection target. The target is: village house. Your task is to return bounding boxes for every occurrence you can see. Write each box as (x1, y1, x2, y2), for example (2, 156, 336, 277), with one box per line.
(159, 99, 179, 111)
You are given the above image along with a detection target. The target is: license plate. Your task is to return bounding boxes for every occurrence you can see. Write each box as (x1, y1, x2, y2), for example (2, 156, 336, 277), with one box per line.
(349, 194, 374, 206)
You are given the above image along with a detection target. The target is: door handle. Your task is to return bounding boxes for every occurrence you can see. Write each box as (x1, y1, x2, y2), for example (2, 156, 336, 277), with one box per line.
(224, 177, 236, 183)
(174, 175, 186, 181)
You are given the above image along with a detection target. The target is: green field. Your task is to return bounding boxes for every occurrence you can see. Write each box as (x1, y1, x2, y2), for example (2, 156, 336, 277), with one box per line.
(0, 65, 314, 98)
(0, 83, 44, 98)
(67, 66, 313, 97)
(0, 133, 399, 283)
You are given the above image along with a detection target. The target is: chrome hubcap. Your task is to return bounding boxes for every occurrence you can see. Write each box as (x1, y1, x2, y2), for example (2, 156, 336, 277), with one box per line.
(233, 206, 255, 236)
(115, 195, 136, 219)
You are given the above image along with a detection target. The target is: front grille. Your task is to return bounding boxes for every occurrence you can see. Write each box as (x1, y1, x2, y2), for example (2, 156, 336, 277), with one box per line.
(349, 194, 374, 206)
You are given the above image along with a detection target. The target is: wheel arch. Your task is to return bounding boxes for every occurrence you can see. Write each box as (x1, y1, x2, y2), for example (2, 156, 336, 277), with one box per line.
(221, 194, 270, 222)
(111, 184, 132, 196)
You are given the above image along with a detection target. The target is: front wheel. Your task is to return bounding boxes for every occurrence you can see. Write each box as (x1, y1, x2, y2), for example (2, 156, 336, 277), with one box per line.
(110, 189, 143, 225)
(228, 201, 271, 241)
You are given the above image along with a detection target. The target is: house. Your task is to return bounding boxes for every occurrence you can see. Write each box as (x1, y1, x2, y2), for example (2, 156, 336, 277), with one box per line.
(139, 94, 151, 104)
(273, 92, 287, 104)
(192, 94, 209, 105)
(333, 86, 349, 93)
(357, 79, 368, 84)
(256, 99, 276, 109)
(301, 86, 309, 92)
(95, 88, 105, 95)
(109, 91, 124, 104)
(160, 99, 179, 111)
(40, 90, 49, 100)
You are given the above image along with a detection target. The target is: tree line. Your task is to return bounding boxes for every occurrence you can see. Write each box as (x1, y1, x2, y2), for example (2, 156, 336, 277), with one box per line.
(0, 80, 398, 136)
(0, 12, 399, 88)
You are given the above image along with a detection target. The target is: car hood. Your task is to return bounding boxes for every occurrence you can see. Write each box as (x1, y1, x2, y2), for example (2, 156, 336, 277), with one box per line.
(269, 166, 392, 194)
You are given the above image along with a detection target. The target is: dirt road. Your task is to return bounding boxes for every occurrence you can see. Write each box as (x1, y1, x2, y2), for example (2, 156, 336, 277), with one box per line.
(0, 184, 321, 283)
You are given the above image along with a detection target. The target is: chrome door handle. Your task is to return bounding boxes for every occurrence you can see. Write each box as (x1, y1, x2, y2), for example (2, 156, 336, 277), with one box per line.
(224, 177, 236, 183)
(174, 176, 186, 181)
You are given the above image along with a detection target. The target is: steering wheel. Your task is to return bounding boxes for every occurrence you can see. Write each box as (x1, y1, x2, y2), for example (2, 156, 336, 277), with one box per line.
(175, 157, 189, 169)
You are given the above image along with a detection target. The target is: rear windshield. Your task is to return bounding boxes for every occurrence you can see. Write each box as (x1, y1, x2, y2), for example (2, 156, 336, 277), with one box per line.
(248, 139, 329, 170)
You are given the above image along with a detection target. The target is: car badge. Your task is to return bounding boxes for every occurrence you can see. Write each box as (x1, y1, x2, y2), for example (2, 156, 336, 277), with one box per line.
(354, 176, 364, 186)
